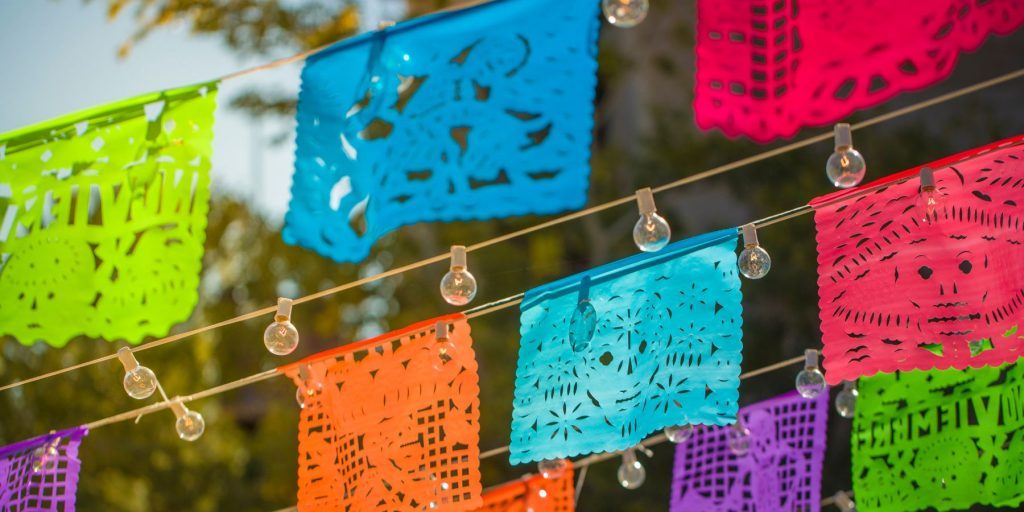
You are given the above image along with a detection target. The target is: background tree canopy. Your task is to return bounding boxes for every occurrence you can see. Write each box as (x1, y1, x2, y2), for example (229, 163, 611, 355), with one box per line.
(1, 1, 1023, 510)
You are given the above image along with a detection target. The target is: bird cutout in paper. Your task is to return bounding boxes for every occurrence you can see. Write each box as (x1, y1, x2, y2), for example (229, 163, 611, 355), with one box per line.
(671, 391, 828, 512)
(472, 462, 574, 512)
(694, 0, 1024, 142)
(510, 230, 743, 464)
(0, 83, 218, 346)
(284, 0, 600, 263)
(812, 135, 1024, 384)
(853, 362, 1024, 511)
(0, 427, 88, 512)
(279, 314, 482, 512)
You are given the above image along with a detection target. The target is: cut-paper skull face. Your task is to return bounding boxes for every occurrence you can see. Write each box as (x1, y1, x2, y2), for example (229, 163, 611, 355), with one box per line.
(813, 137, 1024, 383)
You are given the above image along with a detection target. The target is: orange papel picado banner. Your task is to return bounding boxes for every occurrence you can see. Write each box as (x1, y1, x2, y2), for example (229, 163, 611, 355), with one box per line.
(279, 313, 481, 511)
(472, 461, 575, 512)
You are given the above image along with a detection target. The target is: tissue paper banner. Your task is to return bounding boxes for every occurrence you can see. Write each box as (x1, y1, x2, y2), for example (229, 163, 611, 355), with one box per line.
(510, 229, 743, 464)
(671, 391, 828, 512)
(284, 0, 600, 263)
(853, 362, 1024, 511)
(812, 135, 1024, 384)
(0, 427, 88, 512)
(472, 462, 574, 512)
(0, 83, 218, 346)
(280, 314, 481, 512)
(695, 0, 1024, 141)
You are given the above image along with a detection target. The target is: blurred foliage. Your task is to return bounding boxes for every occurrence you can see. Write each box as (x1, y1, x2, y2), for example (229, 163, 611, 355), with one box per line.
(93, 0, 361, 57)
(2, 1, 1022, 511)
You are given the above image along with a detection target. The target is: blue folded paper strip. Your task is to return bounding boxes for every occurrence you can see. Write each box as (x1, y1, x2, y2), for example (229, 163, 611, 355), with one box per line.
(510, 229, 744, 464)
(284, 0, 601, 263)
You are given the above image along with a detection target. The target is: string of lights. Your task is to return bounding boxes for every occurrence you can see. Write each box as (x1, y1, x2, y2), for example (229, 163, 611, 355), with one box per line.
(80, 290, 802, 432)
(79, 172, 870, 435)
(3, 67, 1019, 393)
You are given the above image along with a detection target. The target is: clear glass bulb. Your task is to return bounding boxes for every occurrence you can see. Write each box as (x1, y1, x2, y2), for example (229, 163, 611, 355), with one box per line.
(795, 367, 828, 398)
(431, 340, 458, 371)
(603, 0, 649, 27)
(916, 186, 941, 224)
(538, 458, 568, 479)
(296, 381, 323, 409)
(31, 442, 58, 473)
(738, 244, 771, 279)
(264, 316, 300, 355)
(617, 450, 646, 489)
(176, 409, 206, 442)
(664, 424, 694, 444)
(826, 147, 866, 188)
(727, 423, 751, 456)
(835, 382, 858, 419)
(123, 365, 158, 400)
(440, 267, 477, 306)
(633, 212, 671, 252)
(568, 300, 597, 352)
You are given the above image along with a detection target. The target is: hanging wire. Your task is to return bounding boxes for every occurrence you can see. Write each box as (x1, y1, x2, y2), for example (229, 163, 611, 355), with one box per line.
(573, 463, 589, 503)
(66, 160, 825, 429)
(3, 67, 1020, 394)
(85, 347, 812, 512)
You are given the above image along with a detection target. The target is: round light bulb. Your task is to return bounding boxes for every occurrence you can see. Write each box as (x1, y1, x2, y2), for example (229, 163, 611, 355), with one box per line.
(916, 186, 942, 224)
(603, 0, 649, 27)
(264, 317, 300, 356)
(826, 148, 866, 189)
(31, 442, 59, 473)
(175, 409, 206, 442)
(835, 382, 858, 419)
(795, 367, 827, 398)
(633, 212, 671, 252)
(664, 424, 694, 444)
(431, 340, 458, 371)
(440, 268, 477, 306)
(738, 244, 771, 279)
(617, 450, 646, 489)
(123, 365, 158, 400)
(296, 381, 323, 409)
(568, 300, 597, 352)
(727, 423, 751, 456)
(537, 459, 568, 480)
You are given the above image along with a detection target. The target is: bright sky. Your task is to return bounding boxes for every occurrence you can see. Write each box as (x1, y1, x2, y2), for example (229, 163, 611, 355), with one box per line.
(0, 1, 403, 220)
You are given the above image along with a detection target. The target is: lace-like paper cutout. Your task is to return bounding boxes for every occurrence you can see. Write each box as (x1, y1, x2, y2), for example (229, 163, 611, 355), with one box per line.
(0, 84, 218, 346)
(284, 0, 600, 263)
(0, 427, 88, 511)
(812, 135, 1024, 384)
(510, 230, 743, 464)
(279, 314, 482, 512)
(695, 0, 1024, 142)
(854, 362, 1024, 511)
(472, 463, 574, 512)
(671, 391, 828, 512)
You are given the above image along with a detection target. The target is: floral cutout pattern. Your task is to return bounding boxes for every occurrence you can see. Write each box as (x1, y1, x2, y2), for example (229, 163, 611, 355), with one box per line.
(0, 427, 88, 511)
(284, 0, 600, 263)
(279, 314, 481, 512)
(854, 362, 1024, 511)
(0, 83, 218, 346)
(471, 462, 574, 512)
(812, 135, 1024, 384)
(695, 0, 1024, 142)
(671, 391, 828, 512)
(510, 230, 743, 464)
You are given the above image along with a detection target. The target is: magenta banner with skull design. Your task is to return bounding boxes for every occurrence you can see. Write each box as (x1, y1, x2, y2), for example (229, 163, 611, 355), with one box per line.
(812, 135, 1024, 384)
